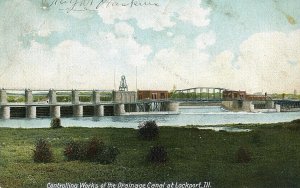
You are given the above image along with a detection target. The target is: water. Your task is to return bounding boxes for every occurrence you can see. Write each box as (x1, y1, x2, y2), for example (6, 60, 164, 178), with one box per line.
(0, 106, 299, 129)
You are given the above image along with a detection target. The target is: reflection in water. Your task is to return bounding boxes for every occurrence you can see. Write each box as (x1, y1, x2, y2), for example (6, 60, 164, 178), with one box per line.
(0, 106, 300, 129)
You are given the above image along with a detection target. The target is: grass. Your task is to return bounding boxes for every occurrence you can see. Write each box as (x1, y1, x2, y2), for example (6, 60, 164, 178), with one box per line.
(0, 122, 300, 187)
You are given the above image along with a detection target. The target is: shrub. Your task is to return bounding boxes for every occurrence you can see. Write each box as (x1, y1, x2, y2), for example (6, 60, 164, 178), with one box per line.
(64, 141, 82, 161)
(33, 139, 53, 163)
(138, 121, 159, 140)
(50, 118, 63, 129)
(63, 138, 120, 164)
(147, 145, 168, 163)
(85, 137, 105, 161)
(236, 147, 251, 163)
(291, 119, 300, 124)
(286, 119, 300, 131)
(97, 145, 120, 164)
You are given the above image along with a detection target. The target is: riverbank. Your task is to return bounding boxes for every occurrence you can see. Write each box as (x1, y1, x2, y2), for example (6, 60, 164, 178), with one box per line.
(0, 121, 300, 187)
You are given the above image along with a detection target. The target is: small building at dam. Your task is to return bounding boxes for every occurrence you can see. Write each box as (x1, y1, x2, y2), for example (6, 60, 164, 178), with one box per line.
(221, 90, 280, 112)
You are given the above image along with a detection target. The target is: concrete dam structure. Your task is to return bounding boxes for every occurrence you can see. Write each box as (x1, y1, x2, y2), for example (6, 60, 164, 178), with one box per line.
(221, 100, 281, 113)
(0, 89, 179, 119)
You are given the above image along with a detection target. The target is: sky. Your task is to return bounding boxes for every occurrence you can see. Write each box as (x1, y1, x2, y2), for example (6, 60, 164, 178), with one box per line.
(0, 0, 299, 94)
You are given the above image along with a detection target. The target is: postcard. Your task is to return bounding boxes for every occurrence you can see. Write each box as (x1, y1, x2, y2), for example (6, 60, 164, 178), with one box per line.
(0, 0, 300, 187)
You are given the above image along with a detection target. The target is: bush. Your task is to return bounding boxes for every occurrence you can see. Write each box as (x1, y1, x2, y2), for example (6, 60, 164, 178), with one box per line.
(147, 145, 168, 163)
(50, 118, 63, 129)
(64, 141, 82, 161)
(85, 137, 105, 162)
(97, 145, 120, 164)
(64, 138, 120, 164)
(236, 147, 251, 163)
(138, 121, 159, 140)
(286, 119, 300, 131)
(33, 139, 53, 163)
(291, 119, 300, 124)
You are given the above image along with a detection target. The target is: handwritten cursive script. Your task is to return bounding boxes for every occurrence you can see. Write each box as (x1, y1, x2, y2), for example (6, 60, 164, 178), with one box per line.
(43, 0, 159, 13)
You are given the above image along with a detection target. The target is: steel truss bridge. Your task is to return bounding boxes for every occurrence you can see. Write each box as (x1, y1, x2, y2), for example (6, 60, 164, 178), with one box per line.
(171, 87, 225, 102)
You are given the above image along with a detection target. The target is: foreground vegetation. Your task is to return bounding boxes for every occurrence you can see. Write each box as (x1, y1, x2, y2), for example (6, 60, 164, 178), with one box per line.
(1, 121, 300, 187)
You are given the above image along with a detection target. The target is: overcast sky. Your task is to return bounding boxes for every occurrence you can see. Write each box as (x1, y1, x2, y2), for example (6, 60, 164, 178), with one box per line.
(0, 0, 299, 93)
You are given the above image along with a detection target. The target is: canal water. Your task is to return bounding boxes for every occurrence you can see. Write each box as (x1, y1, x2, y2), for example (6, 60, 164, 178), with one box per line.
(0, 106, 299, 129)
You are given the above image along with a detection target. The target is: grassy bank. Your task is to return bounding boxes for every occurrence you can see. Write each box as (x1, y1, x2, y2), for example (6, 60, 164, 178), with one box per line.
(1, 122, 300, 187)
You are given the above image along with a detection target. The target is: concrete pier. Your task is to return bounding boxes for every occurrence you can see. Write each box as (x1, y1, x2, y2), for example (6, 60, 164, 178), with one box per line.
(73, 105, 83, 117)
(94, 105, 104, 117)
(93, 90, 100, 104)
(113, 91, 137, 103)
(49, 89, 57, 104)
(250, 103, 255, 112)
(266, 101, 275, 109)
(0, 89, 7, 104)
(72, 90, 80, 104)
(50, 106, 60, 118)
(222, 100, 279, 112)
(168, 102, 179, 112)
(1, 106, 10, 119)
(242, 101, 253, 112)
(221, 101, 236, 111)
(72, 90, 82, 117)
(25, 89, 33, 103)
(276, 104, 281, 112)
(26, 106, 36, 118)
(114, 104, 125, 116)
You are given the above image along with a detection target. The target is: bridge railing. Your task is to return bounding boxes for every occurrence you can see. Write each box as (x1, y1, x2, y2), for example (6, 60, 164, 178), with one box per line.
(170, 87, 224, 101)
(169, 98, 223, 102)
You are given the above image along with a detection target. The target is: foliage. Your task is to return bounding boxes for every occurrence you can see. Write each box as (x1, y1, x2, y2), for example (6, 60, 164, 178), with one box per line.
(147, 145, 168, 163)
(33, 139, 53, 163)
(63, 138, 119, 164)
(7, 96, 25, 103)
(291, 119, 300, 124)
(282, 119, 300, 131)
(79, 96, 91, 102)
(138, 121, 159, 140)
(236, 147, 251, 163)
(63, 141, 82, 161)
(99, 92, 113, 101)
(50, 118, 63, 129)
(85, 137, 105, 162)
(33, 96, 48, 102)
(57, 96, 71, 102)
(97, 145, 120, 164)
(271, 93, 300, 100)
